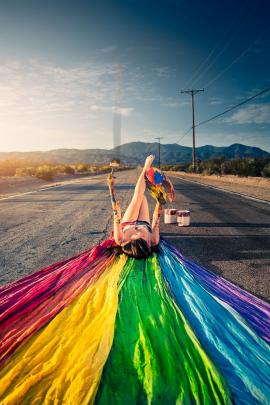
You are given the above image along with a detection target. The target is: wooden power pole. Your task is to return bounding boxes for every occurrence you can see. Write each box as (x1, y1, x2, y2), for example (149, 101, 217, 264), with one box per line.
(181, 89, 204, 171)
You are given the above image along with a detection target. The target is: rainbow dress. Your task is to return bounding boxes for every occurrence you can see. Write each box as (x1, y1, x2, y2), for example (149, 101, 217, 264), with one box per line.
(0, 237, 269, 404)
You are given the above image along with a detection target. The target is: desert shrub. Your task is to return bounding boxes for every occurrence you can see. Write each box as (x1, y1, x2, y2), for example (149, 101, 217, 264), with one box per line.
(76, 163, 89, 172)
(99, 165, 111, 173)
(185, 164, 194, 173)
(54, 165, 63, 173)
(0, 160, 30, 176)
(261, 163, 270, 178)
(220, 161, 230, 175)
(160, 164, 174, 171)
(225, 158, 267, 177)
(235, 159, 255, 177)
(184, 157, 270, 177)
(202, 167, 213, 176)
(159, 157, 270, 177)
(15, 167, 36, 177)
(35, 165, 56, 181)
(173, 164, 186, 171)
(15, 168, 26, 177)
(203, 160, 221, 175)
(0, 161, 15, 176)
(195, 162, 204, 174)
(161, 163, 194, 172)
(63, 165, 75, 174)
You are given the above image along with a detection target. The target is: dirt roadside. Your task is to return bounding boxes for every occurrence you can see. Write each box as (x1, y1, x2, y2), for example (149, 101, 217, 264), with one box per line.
(0, 174, 101, 198)
(167, 171, 270, 202)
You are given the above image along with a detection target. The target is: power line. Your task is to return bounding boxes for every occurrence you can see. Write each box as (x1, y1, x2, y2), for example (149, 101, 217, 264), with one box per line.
(174, 127, 192, 145)
(176, 86, 270, 145)
(189, 1, 257, 88)
(195, 86, 270, 128)
(204, 41, 257, 88)
(185, 0, 251, 88)
(204, 25, 270, 89)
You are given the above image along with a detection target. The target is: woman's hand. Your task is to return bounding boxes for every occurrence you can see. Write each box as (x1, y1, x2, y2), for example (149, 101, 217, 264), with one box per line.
(107, 173, 114, 189)
(144, 155, 155, 171)
(166, 178, 176, 203)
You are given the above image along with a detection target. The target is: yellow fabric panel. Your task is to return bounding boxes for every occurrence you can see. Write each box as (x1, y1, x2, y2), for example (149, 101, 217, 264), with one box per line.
(0, 255, 126, 405)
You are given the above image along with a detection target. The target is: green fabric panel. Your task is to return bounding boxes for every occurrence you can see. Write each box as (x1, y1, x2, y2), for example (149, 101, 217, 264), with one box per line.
(95, 255, 230, 405)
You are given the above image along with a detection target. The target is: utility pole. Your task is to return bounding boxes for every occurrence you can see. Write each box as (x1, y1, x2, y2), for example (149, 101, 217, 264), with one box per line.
(155, 137, 162, 169)
(181, 89, 204, 171)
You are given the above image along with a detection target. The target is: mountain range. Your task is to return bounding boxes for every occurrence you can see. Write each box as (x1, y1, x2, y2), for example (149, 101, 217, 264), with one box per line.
(0, 142, 269, 165)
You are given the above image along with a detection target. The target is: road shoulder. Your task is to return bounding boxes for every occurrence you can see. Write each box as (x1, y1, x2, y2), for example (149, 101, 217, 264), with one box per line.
(167, 171, 270, 203)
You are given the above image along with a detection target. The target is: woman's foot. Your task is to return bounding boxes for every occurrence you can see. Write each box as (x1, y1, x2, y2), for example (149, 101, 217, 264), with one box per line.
(144, 155, 155, 171)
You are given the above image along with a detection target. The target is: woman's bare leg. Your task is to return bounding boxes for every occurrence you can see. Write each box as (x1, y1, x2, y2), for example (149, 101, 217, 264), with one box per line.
(121, 170, 147, 222)
(121, 155, 154, 223)
(137, 195, 151, 223)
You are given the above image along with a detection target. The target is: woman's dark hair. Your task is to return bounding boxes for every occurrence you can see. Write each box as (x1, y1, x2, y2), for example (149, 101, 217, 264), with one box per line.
(114, 238, 158, 259)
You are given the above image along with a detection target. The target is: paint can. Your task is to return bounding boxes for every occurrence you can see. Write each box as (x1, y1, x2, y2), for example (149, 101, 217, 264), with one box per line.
(164, 208, 177, 224)
(177, 210, 190, 226)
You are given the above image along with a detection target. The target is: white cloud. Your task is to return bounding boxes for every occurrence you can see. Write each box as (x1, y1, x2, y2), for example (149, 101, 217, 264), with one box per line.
(0, 59, 121, 118)
(0, 58, 140, 151)
(208, 97, 223, 105)
(89, 105, 112, 113)
(117, 107, 134, 116)
(0, 57, 180, 152)
(224, 103, 270, 124)
(0, 59, 144, 122)
(152, 66, 176, 78)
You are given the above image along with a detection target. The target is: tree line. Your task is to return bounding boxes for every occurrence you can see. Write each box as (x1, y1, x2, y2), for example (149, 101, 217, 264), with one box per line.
(0, 160, 115, 181)
(1, 156, 270, 179)
(161, 156, 270, 178)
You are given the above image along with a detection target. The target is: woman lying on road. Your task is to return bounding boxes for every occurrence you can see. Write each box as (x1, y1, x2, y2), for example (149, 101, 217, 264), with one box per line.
(107, 154, 162, 258)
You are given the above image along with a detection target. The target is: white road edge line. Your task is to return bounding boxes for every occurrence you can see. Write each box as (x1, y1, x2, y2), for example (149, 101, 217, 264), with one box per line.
(169, 174, 270, 206)
(0, 174, 106, 201)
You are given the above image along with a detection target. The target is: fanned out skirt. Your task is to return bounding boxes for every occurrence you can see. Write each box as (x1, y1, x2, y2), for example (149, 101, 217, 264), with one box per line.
(0, 238, 269, 404)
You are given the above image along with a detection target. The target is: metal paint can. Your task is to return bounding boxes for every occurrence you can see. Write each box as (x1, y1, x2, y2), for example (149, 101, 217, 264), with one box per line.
(177, 210, 190, 226)
(164, 208, 177, 224)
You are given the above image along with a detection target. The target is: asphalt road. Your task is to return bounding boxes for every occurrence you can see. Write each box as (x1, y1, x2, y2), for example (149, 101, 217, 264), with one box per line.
(0, 169, 269, 300)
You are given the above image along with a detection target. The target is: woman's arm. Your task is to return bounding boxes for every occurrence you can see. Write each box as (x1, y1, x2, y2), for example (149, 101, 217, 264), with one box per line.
(107, 174, 124, 245)
(113, 202, 124, 245)
(151, 202, 162, 245)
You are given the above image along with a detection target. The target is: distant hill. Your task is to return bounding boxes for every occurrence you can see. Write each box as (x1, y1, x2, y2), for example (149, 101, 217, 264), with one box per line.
(0, 142, 269, 165)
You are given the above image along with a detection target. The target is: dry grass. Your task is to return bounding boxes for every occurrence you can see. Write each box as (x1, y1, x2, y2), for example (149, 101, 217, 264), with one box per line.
(167, 171, 270, 202)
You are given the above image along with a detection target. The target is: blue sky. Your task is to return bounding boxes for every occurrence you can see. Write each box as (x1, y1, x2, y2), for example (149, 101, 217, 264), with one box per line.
(0, 0, 269, 152)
